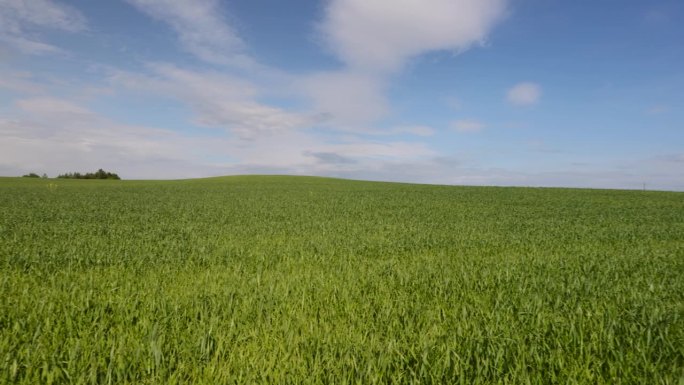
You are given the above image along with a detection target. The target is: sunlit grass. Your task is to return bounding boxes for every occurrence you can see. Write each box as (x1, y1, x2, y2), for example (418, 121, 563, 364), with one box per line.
(1, 175, 682, 383)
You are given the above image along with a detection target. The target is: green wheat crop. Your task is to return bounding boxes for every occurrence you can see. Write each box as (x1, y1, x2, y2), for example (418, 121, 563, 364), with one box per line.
(1, 176, 682, 384)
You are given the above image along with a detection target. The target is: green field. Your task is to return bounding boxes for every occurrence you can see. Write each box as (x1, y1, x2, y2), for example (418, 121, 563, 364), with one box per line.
(1, 176, 682, 384)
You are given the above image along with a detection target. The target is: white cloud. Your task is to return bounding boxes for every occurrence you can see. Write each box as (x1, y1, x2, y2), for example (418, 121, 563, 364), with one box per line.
(110, 63, 315, 139)
(321, 141, 433, 160)
(451, 119, 485, 133)
(0, 35, 61, 55)
(302, 71, 390, 127)
(305, 0, 507, 129)
(16, 97, 91, 116)
(507, 82, 541, 106)
(0, 71, 45, 94)
(321, 0, 507, 73)
(0, 0, 86, 55)
(0, 0, 85, 32)
(390, 125, 435, 136)
(125, 0, 251, 66)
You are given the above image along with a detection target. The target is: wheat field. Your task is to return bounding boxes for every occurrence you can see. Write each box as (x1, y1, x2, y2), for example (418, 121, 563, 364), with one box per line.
(1, 176, 682, 384)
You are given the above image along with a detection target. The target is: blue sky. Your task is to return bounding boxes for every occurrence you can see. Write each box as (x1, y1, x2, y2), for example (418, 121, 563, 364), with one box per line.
(0, 0, 682, 190)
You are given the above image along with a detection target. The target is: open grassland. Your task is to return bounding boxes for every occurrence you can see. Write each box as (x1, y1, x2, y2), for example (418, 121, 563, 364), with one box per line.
(1, 176, 683, 384)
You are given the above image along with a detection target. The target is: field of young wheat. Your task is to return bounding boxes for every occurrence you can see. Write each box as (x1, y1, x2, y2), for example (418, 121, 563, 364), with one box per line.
(1, 176, 682, 384)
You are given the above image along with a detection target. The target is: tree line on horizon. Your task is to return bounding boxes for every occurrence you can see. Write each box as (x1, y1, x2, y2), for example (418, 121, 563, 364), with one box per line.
(22, 169, 121, 180)
(21, 173, 48, 178)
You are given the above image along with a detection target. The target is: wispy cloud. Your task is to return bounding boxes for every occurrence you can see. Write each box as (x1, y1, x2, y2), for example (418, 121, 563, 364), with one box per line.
(507, 82, 542, 106)
(0, 71, 46, 94)
(304, 151, 357, 165)
(0, 36, 61, 55)
(654, 153, 684, 163)
(15, 97, 92, 116)
(0, 0, 86, 55)
(451, 119, 485, 133)
(0, 0, 85, 32)
(109, 63, 316, 139)
(124, 0, 251, 66)
(390, 125, 436, 137)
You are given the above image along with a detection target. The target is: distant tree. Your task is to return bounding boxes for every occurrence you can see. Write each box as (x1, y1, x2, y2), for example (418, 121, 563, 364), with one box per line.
(22, 173, 40, 178)
(57, 169, 121, 180)
(42, 173, 48, 179)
